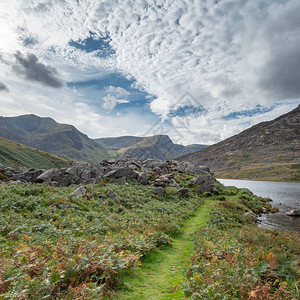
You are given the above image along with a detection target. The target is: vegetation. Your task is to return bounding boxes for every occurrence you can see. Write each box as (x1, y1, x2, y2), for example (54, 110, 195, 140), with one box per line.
(0, 175, 202, 298)
(184, 185, 300, 299)
(215, 163, 300, 182)
(0, 175, 298, 299)
(0, 137, 71, 169)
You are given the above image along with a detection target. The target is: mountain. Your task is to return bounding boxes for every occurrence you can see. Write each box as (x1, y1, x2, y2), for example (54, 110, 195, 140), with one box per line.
(95, 136, 143, 150)
(0, 137, 71, 169)
(0, 114, 110, 162)
(96, 135, 195, 160)
(177, 105, 300, 182)
(185, 144, 208, 152)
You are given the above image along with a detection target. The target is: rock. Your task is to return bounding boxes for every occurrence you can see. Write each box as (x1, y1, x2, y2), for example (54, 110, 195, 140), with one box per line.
(178, 162, 210, 175)
(153, 167, 163, 175)
(193, 175, 206, 185)
(126, 171, 139, 180)
(107, 189, 118, 198)
(69, 186, 87, 197)
(4, 170, 14, 177)
(35, 169, 57, 183)
(155, 187, 165, 197)
(107, 159, 116, 164)
(22, 169, 43, 182)
(178, 188, 189, 197)
(138, 172, 149, 185)
(103, 167, 136, 179)
(81, 169, 91, 181)
(154, 177, 169, 187)
(212, 187, 219, 194)
(131, 161, 142, 169)
(7, 180, 25, 185)
(244, 210, 258, 223)
(286, 209, 300, 217)
(116, 177, 126, 185)
(170, 178, 180, 188)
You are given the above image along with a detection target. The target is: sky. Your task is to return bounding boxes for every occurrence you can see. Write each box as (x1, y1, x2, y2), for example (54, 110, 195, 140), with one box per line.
(0, 0, 299, 145)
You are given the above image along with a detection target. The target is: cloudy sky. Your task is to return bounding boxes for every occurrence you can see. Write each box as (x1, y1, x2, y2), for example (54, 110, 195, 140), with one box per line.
(0, 0, 299, 145)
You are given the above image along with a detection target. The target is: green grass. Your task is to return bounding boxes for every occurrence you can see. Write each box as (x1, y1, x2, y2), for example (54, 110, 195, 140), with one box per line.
(0, 137, 71, 169)
(184, 187, 300, 299)
(215, 163, 300, 182)
(0, 175, 204, 299)
(118, 201, 217, 299)
(0, 173, 298, 299)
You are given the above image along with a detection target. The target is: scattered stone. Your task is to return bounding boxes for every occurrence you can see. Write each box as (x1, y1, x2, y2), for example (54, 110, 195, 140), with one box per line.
(103, 167, 136, 179)
(155, 187, 165, 197)
(69, 186, 87, 197)
(0, 159, 214, 189)
(154, 177, 170, 187)
(212, 187, 219, 194)
(170, 178, 180, 188)
(193, 175, 205, 185)
(7, 180, 25, 185)
(244, 210, 258, 223)
(4, 170, 14, 177)
(107, 189, 118, 198)
(116, 177, 126, 185)
(138, 172, 149, 185)
(286, 209, 300, 216)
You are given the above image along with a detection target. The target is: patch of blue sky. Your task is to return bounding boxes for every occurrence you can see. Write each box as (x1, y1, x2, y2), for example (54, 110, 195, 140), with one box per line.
(167, 105, 206, 119)
(67, 72, 155, 115)
(69, 32, 115, 58)
(221, 105, 275, 120)
(23, 37, 38, 47)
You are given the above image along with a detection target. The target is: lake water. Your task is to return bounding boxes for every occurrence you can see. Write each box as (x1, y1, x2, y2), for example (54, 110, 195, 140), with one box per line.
(217, 179, 300, 233)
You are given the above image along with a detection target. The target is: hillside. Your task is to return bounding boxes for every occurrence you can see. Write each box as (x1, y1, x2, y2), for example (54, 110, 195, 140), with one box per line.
(95, 135, 205, 160)
(0, 114, 110, 162)
(177, 105, 300, 182)
(0, 137, 71, 169)
(0, 158, 298, 299)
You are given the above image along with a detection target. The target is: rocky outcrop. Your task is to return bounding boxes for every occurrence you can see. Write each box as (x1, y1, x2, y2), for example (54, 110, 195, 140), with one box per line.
(0, 159, 215, 195)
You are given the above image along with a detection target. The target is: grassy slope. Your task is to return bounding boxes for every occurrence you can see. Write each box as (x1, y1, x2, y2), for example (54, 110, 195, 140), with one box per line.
(0, 137, 71, 169)
(215, 162, 300, 182)
(0, 175, 298, 299)
(118, 201, 216, 299)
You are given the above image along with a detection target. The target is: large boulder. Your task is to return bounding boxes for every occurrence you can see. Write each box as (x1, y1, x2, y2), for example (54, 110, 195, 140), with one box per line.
(195, 175, 217, 193)
(178, 162, 210, 175)
(103, 167, 136, 179)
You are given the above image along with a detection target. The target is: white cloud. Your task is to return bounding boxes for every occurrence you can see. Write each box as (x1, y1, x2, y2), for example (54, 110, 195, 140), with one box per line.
(0, 0, 299, 144)
(102, 94, 129, 110)
(105, 86, 129, 97)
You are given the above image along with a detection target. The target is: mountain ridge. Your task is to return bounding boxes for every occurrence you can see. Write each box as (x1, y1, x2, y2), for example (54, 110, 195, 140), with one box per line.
(0, 114, 110, 162)
(177, 104, 300, 181)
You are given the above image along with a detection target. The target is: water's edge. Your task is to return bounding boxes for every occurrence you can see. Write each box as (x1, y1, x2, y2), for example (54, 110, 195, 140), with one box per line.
(217, 178, 300, 233)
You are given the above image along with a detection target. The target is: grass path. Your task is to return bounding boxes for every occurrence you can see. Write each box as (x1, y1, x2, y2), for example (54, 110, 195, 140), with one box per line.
(117, 200, 217, 299)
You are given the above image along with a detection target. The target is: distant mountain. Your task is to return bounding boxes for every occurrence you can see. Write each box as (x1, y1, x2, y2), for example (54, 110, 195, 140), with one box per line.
(0, 114, 110, 162)
(96, 135, 202, 160)
(0, 137, 71, 169)
(185, 144, 208, 152)
(95, 136, 143, 150)
(177, 105, 300, 182)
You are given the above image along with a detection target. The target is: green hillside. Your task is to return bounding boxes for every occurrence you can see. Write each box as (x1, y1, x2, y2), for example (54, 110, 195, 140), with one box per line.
(0, 137, 71, 169)
(0, 175, 298, 298)
(178, 105, 300, 182)
(0, 115, 110, 162)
